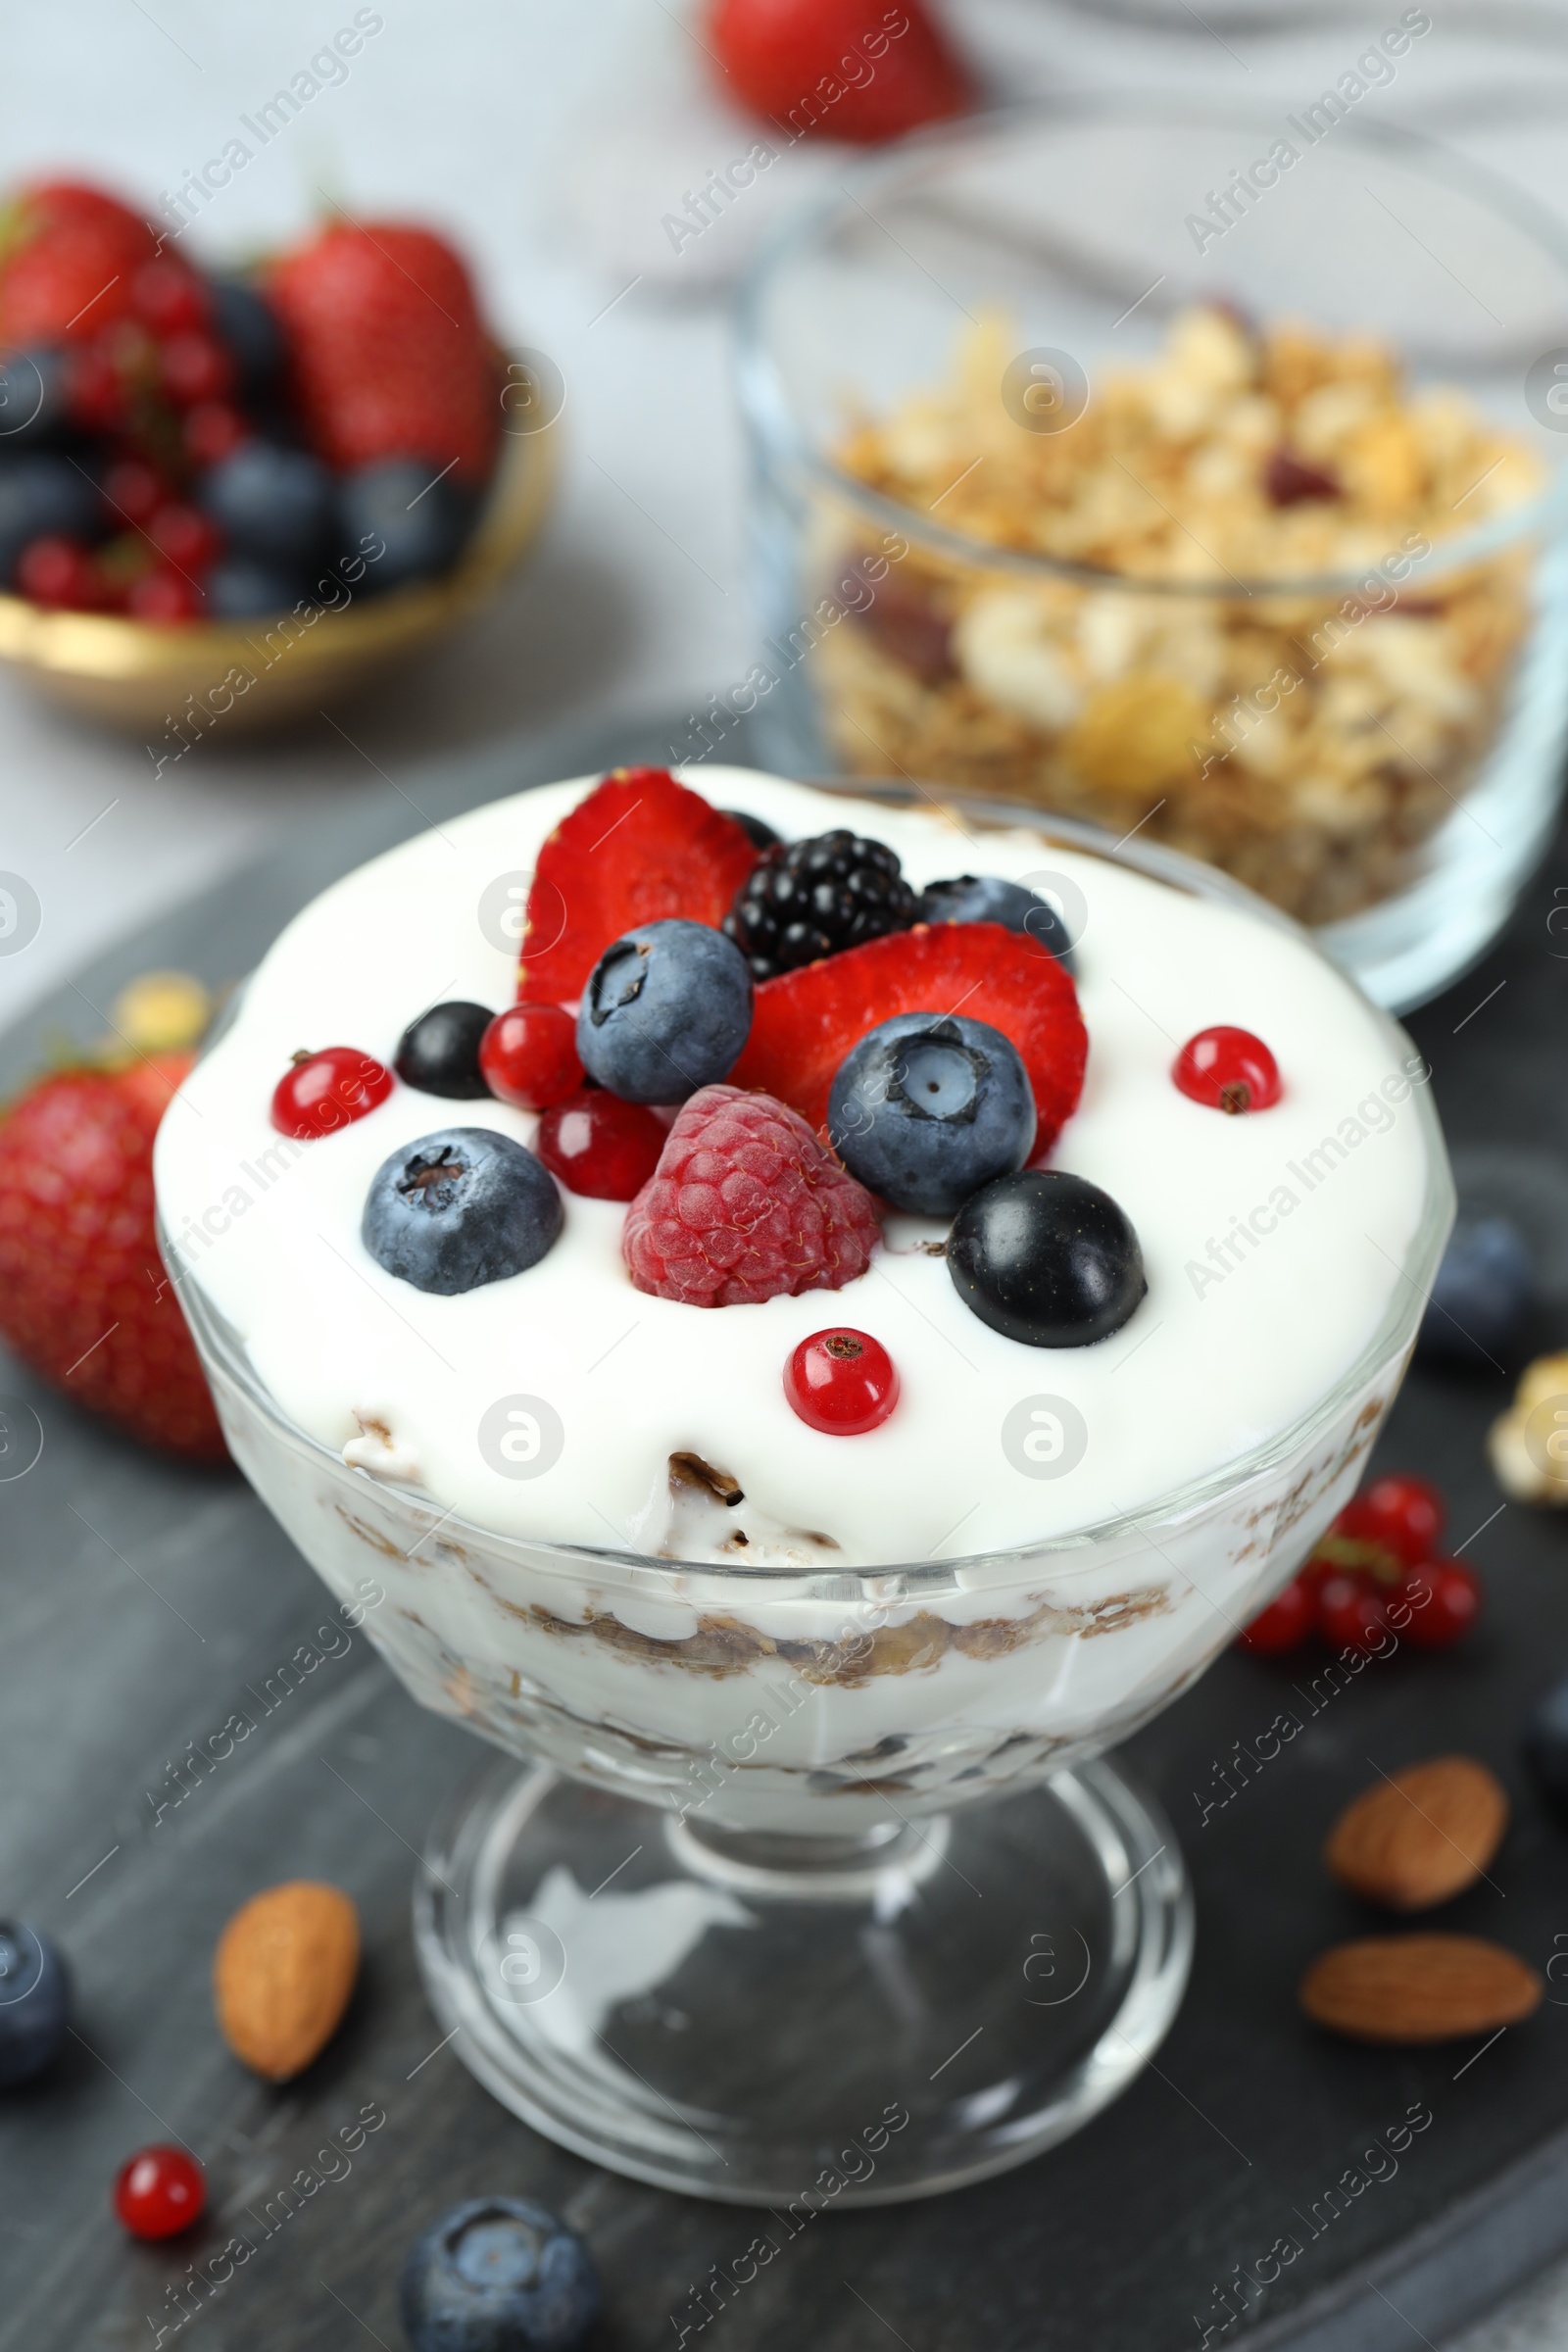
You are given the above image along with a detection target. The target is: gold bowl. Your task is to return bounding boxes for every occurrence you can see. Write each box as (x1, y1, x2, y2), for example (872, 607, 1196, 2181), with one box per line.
(0, 420, 558, 738)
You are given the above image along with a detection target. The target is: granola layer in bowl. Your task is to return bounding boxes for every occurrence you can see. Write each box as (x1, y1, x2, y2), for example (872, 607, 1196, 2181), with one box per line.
(820, 305, 1542, 927)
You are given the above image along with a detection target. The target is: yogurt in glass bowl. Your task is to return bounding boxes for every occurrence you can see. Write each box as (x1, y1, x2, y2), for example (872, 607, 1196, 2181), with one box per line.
(156, 762, 1450, 2203)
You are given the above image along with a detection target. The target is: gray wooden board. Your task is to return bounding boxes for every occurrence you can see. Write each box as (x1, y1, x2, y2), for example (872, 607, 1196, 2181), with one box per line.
(3, 710, 1568, 2352)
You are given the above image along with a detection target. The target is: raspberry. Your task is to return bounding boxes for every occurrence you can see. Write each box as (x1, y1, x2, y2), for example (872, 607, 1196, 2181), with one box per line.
(623, 1085, 880, 1307)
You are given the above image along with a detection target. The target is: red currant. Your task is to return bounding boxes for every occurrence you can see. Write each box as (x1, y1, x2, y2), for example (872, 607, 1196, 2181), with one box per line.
(114, 2144, 205, 2240)
(15, 535, 103, 611)
(1315, 1570, 1389, 1653)
(1173, 1026, 1282, 1114)
(1238, 1573, 1314, 1655)
(479, 1004, 582, 1112)
(102, 458, 168, 528)
(1397, 1558, 1481, 1650)
(270, 1047, 394, 1140)
(535, 1088, 664, 1200)
(159, 329, 235, 407)
(65, 341, 127, 433)
(130, 259, 210, 335)
(1336, 1474, 1446, 1569)
(127, 566, 202, 624)
(147, 503, 220, 573)
(183, 401, 247, 467)
(785, 1328, 900, 1436)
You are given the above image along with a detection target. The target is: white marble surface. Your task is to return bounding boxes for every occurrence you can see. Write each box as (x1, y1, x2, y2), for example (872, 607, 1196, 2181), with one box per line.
(4, 5, 1568, 2338)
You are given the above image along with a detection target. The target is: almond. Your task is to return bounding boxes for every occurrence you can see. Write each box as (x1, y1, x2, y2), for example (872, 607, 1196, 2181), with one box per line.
(214, 1881, 360, 2082)
(1324, 1756, 1508, 1910)
(1299, 1934, 1541, 2044)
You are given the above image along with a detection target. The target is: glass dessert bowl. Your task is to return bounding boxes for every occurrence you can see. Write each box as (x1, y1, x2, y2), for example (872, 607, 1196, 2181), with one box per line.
(156, 764, 1451, 2204)
(736, 103, 1568, 1012)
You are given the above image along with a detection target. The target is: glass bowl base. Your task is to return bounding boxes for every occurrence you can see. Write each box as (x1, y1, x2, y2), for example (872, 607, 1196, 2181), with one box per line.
(412, 1755, 1194, 2206)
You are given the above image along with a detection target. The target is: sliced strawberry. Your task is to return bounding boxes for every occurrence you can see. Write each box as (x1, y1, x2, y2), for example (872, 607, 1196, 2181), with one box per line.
(518, 769, 759, 1004)
(730, 922, 1088, 1150)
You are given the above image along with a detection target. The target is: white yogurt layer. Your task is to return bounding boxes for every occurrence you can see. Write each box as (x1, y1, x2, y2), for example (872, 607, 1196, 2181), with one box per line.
(154, 765, 1432, 1568)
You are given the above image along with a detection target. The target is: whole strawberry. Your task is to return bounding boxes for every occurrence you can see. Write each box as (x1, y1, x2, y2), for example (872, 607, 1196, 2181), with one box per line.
(0, 179, 155, 352)
(707, 0, 973, 144)
(0, 1052, 225, 1460)
(624, 1084, 881, 1307)
(265, 221, 499, 485)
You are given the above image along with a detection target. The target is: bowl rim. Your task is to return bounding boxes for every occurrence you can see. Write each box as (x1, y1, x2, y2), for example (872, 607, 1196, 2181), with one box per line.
(0, 414, 558, 682)
(734, 97, 1568, 601)
(161, 770, 1455, 1592)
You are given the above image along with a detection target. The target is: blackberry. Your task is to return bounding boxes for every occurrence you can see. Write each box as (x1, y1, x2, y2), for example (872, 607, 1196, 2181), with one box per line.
(723, 828, 915, 980)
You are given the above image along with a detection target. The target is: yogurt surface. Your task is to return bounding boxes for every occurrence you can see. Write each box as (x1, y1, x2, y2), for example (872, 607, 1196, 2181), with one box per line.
(154, 765, 1433, 1566)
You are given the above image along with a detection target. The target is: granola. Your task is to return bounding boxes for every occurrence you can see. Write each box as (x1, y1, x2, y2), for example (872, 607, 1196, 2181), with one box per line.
(819, 307, 1543, 923)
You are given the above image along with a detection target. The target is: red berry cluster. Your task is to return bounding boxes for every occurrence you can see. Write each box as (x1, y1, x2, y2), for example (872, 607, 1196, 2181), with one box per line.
(0, 177, 500, 625)
(1240, 1474, 1480, 1657)
(0, 190, 245, 618)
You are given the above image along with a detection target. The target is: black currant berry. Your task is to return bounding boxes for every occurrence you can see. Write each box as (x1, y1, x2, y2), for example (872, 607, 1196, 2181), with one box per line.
(948, 1168, 1145, 1347)
(394, 1002, 495, 1099)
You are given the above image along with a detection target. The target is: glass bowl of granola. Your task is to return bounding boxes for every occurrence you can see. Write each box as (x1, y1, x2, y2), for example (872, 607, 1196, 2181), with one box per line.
(737, 103, 1568, 1010)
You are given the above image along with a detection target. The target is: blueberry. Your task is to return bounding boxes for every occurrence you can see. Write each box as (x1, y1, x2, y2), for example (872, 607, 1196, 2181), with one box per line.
(208, 278, 283, 392)
(206, 555, 306, 619)
(362, 1128, 562, 1295)
(336, 460, 476, 592)
(0, 454, 102, 579)
(1417, 1214, 1533, 1368)
(725, 808, 781, 854)
(1525, 1679, 1568, 1814)
(577, 919, 752, 1103)
(828, 1012, 1035, 1216)
(948, 1168, 1146, 1347)
(0, 1921, 69, 2086)
(917, 874, 1075, 968)
(200, 444, 335, 564)
(0, 348, 70, 449)
(396, 1002, 495, 1100)
(400, 2196, 601, 2352)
